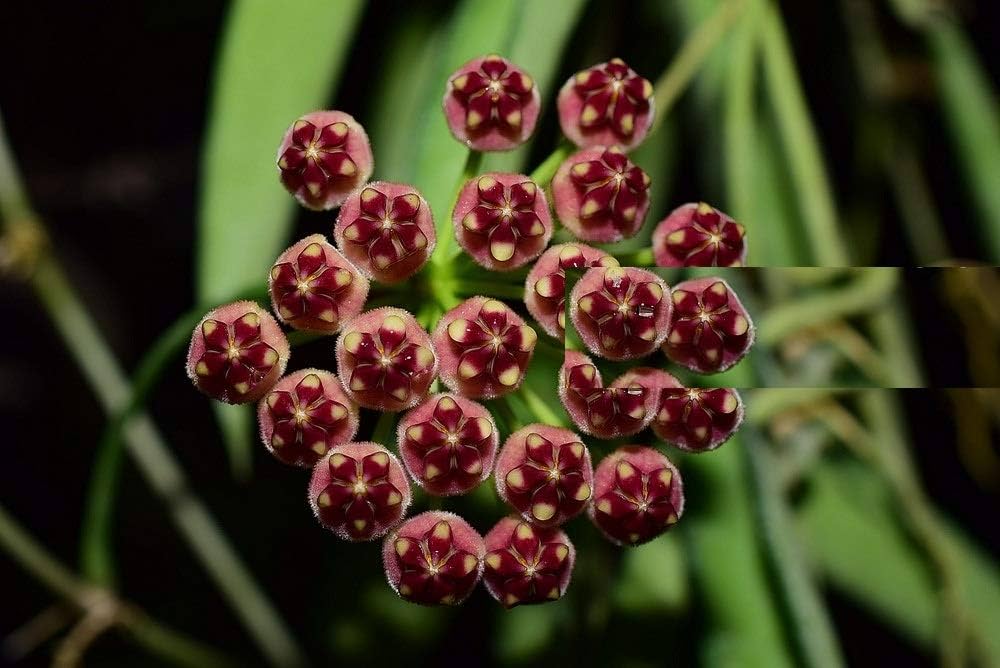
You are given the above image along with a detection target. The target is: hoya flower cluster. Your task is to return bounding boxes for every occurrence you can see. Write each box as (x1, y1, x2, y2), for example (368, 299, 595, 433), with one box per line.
(186, 55, 752, 609)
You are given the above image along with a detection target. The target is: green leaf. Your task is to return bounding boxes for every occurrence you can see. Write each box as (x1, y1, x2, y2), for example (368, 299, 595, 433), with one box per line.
(196, 0, 365, 303)
(613, 534, 688, 613)
(681, 443, 796, 668)
(928, 20, 1000, 261)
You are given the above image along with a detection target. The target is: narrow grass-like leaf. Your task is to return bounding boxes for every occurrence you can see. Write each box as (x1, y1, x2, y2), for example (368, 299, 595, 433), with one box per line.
(759, 3, 848, 266)
(928, 20, 1000, 261)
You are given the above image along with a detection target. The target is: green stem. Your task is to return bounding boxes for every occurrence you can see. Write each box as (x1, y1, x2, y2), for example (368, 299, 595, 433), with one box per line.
(517, 383, 567, 427)
(760, 3, 848, 266)
(0, 503, 233, 668)
(428, 150, 482, 311)
(744, 430, 847, 668)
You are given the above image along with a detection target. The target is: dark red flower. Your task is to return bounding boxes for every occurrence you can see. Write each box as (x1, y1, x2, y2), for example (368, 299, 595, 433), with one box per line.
(652, 202, 747, 267)
(336, 308, 437, 411)
(552, 147, 651, 243)
(334, 182, 435, 283)
(663, 278, 754, 374)
(570, 266, 671, 360)
(444, 55, 541, 151)
(590, 446, 684, 546)
(652, 387, 744, 452)
(269, 234, 368, 332)
(383, 511, 484, 606)
(257, 369, 359, 467)
(557, 58, 655, 150)
(523, 243, 618, 339)
(433, 297, 537, 399)
(397, 394, 498, 496)
(186, 301, 289, 404)
(495, 425, 593, 527)
(483, 517, 575, 608)
(309, 443, 411, 542)
(276, 110, 373, 210)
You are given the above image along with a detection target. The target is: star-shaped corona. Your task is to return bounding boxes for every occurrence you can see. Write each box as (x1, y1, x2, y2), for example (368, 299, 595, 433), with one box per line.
(483, 518, 575, 608)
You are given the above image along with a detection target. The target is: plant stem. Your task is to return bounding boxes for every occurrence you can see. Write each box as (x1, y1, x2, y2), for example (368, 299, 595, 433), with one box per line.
(0, 115, 305, 668)
(760, 3, 849, 266)
(743, 429, 847, 668)
(529, 139, 573, 187)
(613, 248, 654, 266)
(0, 503, 233, 668)
(429, 149, 482, 310)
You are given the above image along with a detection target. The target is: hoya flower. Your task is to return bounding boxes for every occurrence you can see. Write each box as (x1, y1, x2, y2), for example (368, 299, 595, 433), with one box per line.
(268, 234, 369, 332)
(383, 511, 484, 606)
(433, 297, 537, 399)
(335, 308, 437, 411)
(652, 387, 744, 452)
(663, 278, 754, 374)
(186, 301, 289, 404)
(443, 54, 541, 151)
(257, 369, 359, 467)
(276, 110, 373, 210)
(308, 442, 411, 542)
(569, 266, 671, 361)
(558, 351, 671, 439)
(652, 202, 747, 267)
(523, 243, 618, 339)
(556, 58, 655, 151)
(483, 517, 575, 608)
(333, 182, 435, 284)
(589, 446, 684, 546)
(551, 146, 651, 243)
(397, 394, 499, 496)
(495, 425, 593, 527)
(453, 174, 552, 271)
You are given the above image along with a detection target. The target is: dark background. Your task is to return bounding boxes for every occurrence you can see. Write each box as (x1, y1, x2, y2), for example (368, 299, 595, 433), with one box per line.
(2, 1, 999, 665)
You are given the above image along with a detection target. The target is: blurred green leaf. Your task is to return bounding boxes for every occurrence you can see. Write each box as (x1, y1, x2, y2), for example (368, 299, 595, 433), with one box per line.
(496, 604, 558, 664)
(196, 0, 364, 303)
(928, 20, 1000, 261)
(613, 534, 688, 612)
(682, 443, 796, 668)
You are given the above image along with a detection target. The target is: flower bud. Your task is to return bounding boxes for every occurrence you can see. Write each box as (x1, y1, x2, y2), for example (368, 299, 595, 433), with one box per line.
(333, 182, 436, 284)
(569, 266, 671, 360)
(551, 146, 651, 243)
(335, 308, 437, 411)
(652, 202, 747, 267)
(483, 517, 575, 608)
(383, 511, 484, 606)
(559, 352, 678, 439)
(663, 278, 754, 374)
(523, 243, 618, 339)
(268, 234, 369, 332)
(453, 174, 552, 271)
(557, 58, 655, 150)
(276, 110, 373, 210)
(308, 442, 411, 541)
(397, 394, 499, 496)
(495, 424, 593, 527)
(589, 446, 684, 546)
(432, 297, 537, 399)
(652, 387, 744, 452)
(257, 368, 359, 467)
(443, 54, 541, 152)
(186, 301, 289, 404)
